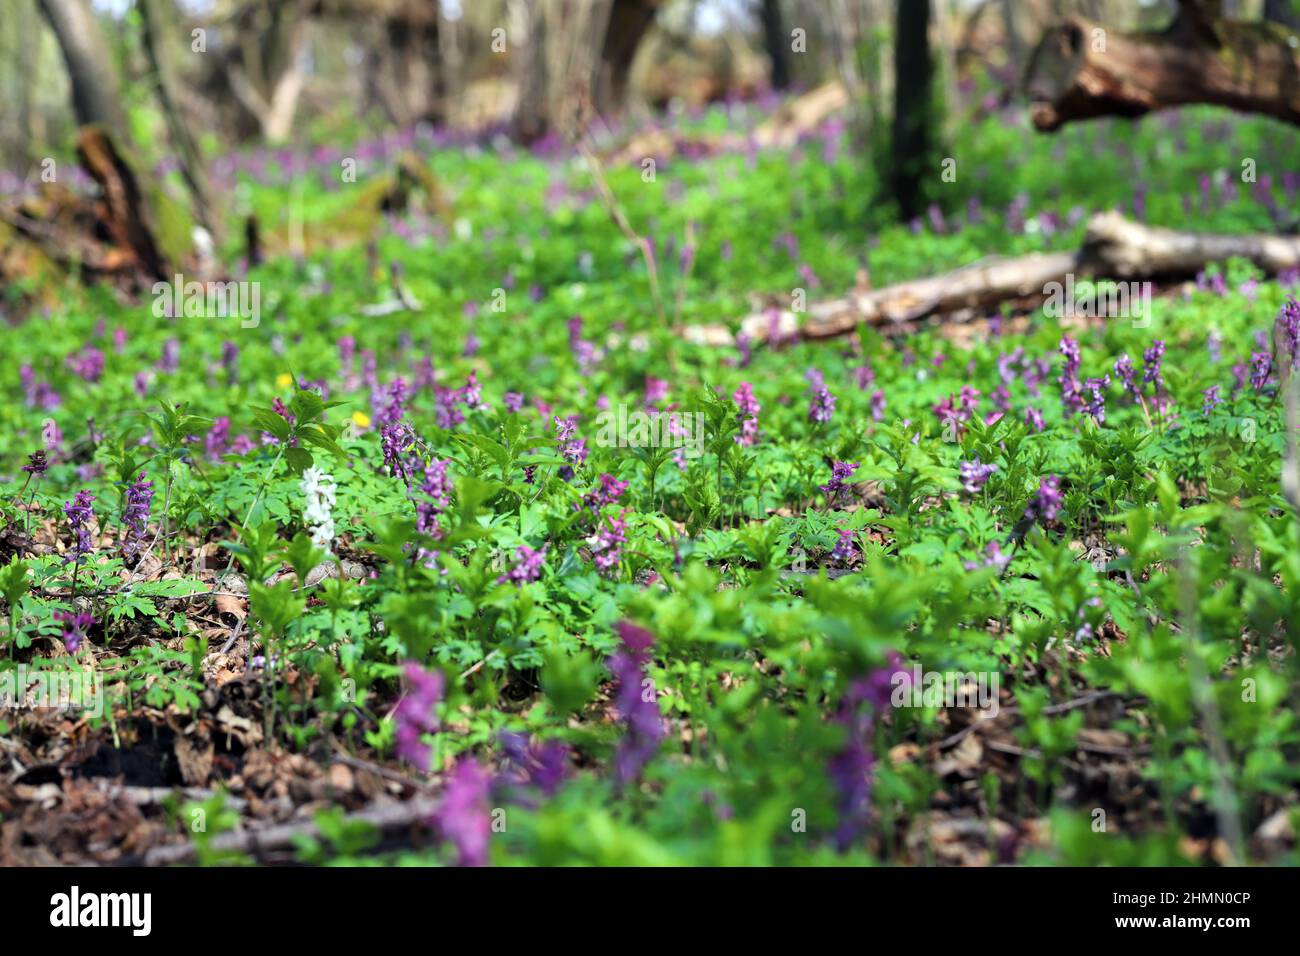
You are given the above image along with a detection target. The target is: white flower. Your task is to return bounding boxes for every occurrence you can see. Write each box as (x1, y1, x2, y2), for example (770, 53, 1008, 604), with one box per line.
(300, 466, 337, 554)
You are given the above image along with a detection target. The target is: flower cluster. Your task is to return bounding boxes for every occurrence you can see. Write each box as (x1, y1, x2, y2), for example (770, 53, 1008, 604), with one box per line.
(733, 381, 760, 446)
(498, 544, 547, 585)
(588, 510, 627, 577)
(122, 473, 154, 560)
(808, 385, 836, 424)
(831, 529, 859, 564)
(54, 610, 93, 654)
(497, 731, 569, 800)
(580, 473, 628, 515)
(820, 460, 859, 503)
(609, 621, 664, 788)
(300, 466, 337, 554)
(1024, 475, 1063, 524)
(393, 662, 445, 772)
(554, 415, 587, 478)
(63, 490, 96, 564)
(828, 651, 908, 850)
(433, 757, 491, 867)
(1058, 336, 1083, 416)
(959, 458, 997, 494)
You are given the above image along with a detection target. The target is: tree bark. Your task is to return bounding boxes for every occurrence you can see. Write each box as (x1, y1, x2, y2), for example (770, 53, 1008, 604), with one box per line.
(1025, 3, 1300, 131)
(891, 0, 935, 221)
(35, 0, 130, 142)
(76, 127, 170, 283)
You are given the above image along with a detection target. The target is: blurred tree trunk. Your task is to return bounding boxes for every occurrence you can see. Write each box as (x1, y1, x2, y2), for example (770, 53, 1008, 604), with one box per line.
(891, 0, 935, 221)
(598, 0, 660, 112)
(138, 0, 221, 249)
(759, 0, 791, 90)
(14, 0, 37, 163)
(35, 0, 130, 142)
(226, 1, 312, 143)
(512, 0, 659, 142)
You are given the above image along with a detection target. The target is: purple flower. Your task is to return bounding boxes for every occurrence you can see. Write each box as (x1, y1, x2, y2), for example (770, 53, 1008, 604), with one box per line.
(503, 391, 525, 413)
(67, 347, 105, 383)
(54, 610, 93, 653)
(1024, 475, 1064, 524)
(498, 544, 547, 585)
(959, 458, 997, 494)
(415, 458, 453, 544)
(434, 757, 491, 867)
(808, 386, 836, 424)
(122, 473, 154, 560)
(965, 540, 1012, 572)
(588, 510, 627, 577)
(733, 382, 760, 446)
(63, 490, 96, 563)
(821, 460, 859, 503)
(609, 620, 664, 787)
(1058, 336, 1083, 415)
(434, 386, 465, 429)
(554, 416, 587, 476)
(1114, 354, 1139, 401)
(1024, 406, 1045, 432)
(380, 420, 416, 480)
(1202, 385, 1222, 415)
(828, 652, 908, 850)
(1277, 296, 1300, 369)
(373, 378, 407, 431)
(870, 390, 887, 422)
(831, 529, 859, 564)
(158, 338, 180, 374)
(644, 377, 669, 407)
(1082, 375, 1109, 424)
(580, 473, 628, 514)
(205, 416, 230, 462)
(221, 341, 240, 384)
(497, 731, 569, 799)
(393, 661, 445, 772)
(21, 365, 61, 410)
(22, 451, 49, 476)
(1251, 350, 1273, 390)
(736, 332, 753, 368)
(1142, 341, 1165, 388)
(1207, 332, 1223, 364)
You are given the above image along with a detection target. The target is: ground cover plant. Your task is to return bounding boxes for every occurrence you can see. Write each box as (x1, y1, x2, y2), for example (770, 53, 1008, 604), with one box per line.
(1, 0, 1299, 870)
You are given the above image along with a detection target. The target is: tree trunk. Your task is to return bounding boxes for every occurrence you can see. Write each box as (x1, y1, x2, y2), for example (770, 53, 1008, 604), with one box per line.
(1025, 2, 1300, 131)
(890, 0, 935, 221)
(138, 0, 221, 249)
(760, 0, 792, 90)
(35, 0, 129, 141)
(598, 0, 659, 113)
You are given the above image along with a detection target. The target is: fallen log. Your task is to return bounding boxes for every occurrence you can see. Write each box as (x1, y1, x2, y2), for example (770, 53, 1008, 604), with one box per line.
(1025, 2, 1300, 131)
(143, 792, 441, 866)
(681, 211, 1300, 347)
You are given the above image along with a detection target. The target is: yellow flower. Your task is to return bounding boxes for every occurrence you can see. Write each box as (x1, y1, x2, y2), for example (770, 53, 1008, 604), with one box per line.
(276, 373, 293, 388)
(351, 411, 371, 428)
